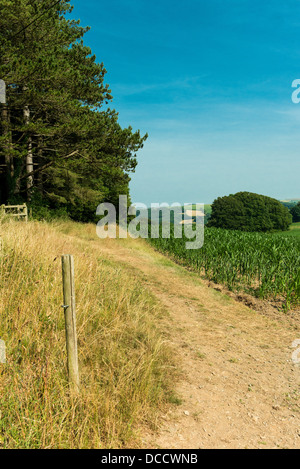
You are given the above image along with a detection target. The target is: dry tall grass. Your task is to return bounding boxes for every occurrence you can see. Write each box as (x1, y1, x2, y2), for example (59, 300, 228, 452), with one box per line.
(0, 219, 172, 448)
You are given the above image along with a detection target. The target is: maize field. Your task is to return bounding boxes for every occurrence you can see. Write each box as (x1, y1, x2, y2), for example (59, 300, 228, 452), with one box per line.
(149, 227, 300, 310)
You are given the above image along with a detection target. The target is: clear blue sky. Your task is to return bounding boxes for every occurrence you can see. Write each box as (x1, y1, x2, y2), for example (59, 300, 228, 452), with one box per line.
(71, 0, 300, 205)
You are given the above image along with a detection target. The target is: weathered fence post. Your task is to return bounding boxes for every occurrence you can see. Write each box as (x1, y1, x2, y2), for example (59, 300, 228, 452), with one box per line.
(23, 203, 28, 223)
(61, 255, 80, 395)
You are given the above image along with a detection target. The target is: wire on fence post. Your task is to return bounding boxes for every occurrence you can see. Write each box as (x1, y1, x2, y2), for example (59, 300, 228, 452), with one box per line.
(61, 255, 80, 395)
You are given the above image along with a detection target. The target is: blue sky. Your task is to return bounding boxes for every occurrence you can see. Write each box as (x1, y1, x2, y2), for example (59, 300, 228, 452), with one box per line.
(71, 0, 300, 205)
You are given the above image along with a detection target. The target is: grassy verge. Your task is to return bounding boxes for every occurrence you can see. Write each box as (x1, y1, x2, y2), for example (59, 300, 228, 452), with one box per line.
(0, 219, 173, 449)
(273, 222, 300, 239)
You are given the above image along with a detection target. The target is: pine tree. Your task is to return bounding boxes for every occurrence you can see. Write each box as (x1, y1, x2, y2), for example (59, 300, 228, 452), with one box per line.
(0, 0, 147, 219)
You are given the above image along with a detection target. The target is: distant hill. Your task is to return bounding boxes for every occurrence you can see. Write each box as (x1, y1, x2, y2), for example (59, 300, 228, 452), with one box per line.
(280, 199, 300, 202)
(280, 199, 300, 210)
(142, 205, 212, 225)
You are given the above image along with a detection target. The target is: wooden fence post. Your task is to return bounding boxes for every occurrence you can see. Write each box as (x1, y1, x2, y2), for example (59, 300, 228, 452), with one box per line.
(23, 204, 28, 223)
(61, 255, 80, 395)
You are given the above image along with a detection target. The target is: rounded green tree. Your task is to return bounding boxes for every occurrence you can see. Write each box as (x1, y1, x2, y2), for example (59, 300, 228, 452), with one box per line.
(207, 192, 292, 232)
(290, 202, 300, 223)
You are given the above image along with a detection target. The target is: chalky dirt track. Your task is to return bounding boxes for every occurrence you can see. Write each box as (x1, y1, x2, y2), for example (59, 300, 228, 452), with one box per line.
(99, 236, 300, 449)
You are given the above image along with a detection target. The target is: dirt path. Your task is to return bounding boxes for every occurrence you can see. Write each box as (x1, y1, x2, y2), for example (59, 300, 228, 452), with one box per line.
(100, 238, 300, 449)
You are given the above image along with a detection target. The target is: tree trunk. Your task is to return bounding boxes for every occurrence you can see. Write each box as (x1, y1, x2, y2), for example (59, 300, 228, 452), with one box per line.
(36, 136, 43, 193)
(1, 104, 14, 201)
(23, 105, 34, 201)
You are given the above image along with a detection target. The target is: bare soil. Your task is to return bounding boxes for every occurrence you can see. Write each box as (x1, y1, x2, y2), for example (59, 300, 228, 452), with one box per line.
(99, 237, 300, 449)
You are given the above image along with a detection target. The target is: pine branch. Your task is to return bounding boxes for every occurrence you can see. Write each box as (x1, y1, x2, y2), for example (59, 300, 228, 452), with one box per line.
(19, 150, 79, 180)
